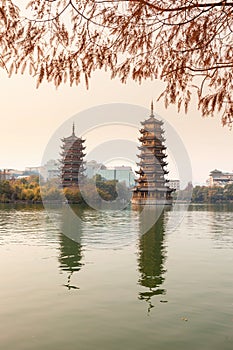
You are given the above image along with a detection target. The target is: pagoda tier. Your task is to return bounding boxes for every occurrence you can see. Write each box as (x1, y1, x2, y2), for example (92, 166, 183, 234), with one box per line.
(61, 159, 85, 164)
(60, 124, 86, 188)
(139, 130, 166, 142)
(61, 167, 86, 174)
(135, 168, 169, 175)
(137, 153, 167, 159)
(61, 144, 86, 150)
(141, 118, 163, 126)
(60, 150, 86, 155)
(135, 181, 169, 186)
(135, 176, 169, 182)
(138, 144, 166, 150)
(60, 155, 86, 161)
(133, 187, 171, 192)
(135, 174, 169, 182)
(61, 136, 85, 143)
(136, 160, 168, 167)
(132, 102, 175, 205)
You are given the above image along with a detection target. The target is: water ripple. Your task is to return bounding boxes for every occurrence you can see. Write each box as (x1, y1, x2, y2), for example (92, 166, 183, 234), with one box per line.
(80, 209, 139, 249)
(177, 205, 233, 249)
(0, 206, 58, 247)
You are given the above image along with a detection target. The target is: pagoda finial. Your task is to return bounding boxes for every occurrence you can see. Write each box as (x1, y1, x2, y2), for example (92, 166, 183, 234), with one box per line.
(151, 100, 154, 116)
(72, 122, 75, 136)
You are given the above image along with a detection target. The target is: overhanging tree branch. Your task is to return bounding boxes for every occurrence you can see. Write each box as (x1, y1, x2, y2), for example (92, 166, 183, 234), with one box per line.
(1, 0, 233, 126)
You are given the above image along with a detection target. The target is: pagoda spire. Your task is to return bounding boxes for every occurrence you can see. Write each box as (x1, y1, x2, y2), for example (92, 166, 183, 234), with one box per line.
(72, 122, 75, 136)
(151, 100, 154, 116)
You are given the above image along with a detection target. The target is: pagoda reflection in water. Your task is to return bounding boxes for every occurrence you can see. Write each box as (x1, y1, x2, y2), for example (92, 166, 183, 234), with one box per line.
(137, 210, 167, 313)
(58, 234, 83, 290)
(56, 202, 167, 308)
(58, 205, 85, 290)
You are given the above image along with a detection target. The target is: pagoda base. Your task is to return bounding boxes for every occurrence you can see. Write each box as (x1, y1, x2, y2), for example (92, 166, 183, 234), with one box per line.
(131, 197, 173, 206)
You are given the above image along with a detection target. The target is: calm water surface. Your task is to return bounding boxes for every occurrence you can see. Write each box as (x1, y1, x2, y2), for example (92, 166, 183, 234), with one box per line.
(0, 203, 233, 350)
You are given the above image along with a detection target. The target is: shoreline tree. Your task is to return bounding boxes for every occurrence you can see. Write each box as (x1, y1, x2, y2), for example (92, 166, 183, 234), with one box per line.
(1, 0, 233, 125)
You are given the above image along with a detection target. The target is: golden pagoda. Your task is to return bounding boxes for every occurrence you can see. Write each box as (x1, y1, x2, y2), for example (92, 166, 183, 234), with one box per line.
(60, 123, 86, 187)
(132, 102, 174, 205)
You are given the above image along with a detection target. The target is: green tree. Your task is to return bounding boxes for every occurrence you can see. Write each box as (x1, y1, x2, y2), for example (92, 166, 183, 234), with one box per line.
(0, 180, 13, 201)
(63, 187, 82, 203)
(42, 187, 62, 201)
(208, 186, 224, 203)
(192, 186, 209, 203)
(95, 176, 118, 201)
(1, 1, 233, 125)
(224, 183, 233, 200)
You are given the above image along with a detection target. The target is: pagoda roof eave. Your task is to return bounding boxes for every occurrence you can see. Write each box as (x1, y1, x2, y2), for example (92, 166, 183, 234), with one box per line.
(134, 187, 170, 192)
(61, 136, 85, 142)
(61, 136, 78, 141)
(140, 116, 163, 125)
(136, 162, 168, 167)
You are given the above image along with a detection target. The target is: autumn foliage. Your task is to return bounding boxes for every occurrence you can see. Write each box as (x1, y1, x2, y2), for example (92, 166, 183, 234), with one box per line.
(1, 1, 233, 125)
(0, 175, 130, 203)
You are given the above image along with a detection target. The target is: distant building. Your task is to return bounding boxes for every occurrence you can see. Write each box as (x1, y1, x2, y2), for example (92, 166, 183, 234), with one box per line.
(11, 169, 25, 178)
(167, 179, 180, 191)
(0, 169, 11, 181)
(85, 160, 106, 179)
(0, 169, 26, 180)
(16, 175, 31, 180)
(40, 160, 60, 181)
(24, 166, 41, 175)
(98, 166, 135, 187)
(207, 169, 233, 187)
(112, 166, 135, 187)
(85, 161, 135, 187)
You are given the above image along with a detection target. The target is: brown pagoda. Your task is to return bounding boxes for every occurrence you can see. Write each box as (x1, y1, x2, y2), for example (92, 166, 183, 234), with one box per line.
(132, 102, 174, 205)
(60, 123, 86, 187)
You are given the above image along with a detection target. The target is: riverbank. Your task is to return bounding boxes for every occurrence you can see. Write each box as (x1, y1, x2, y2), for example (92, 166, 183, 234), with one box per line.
(1, 176, 233, 204)
(0, 175, 130, 204)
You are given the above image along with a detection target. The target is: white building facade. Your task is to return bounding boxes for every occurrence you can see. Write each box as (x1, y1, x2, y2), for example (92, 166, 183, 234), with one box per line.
(207, 169, 233, 187)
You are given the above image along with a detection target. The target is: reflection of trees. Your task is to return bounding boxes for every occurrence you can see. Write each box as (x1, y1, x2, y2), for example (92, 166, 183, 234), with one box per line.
(58, 233, 83, 290)
(137, 211, 167, 313)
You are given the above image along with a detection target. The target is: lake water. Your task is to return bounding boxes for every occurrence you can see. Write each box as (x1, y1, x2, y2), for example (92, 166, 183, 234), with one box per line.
(0, 203, 233, 350)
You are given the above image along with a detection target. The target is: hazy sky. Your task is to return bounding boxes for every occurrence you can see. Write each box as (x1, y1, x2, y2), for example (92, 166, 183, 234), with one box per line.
(0, 68, 232, 185)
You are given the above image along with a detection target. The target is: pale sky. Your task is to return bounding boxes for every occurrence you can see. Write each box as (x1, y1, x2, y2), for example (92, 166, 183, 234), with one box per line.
(0, 68, 232, 185)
